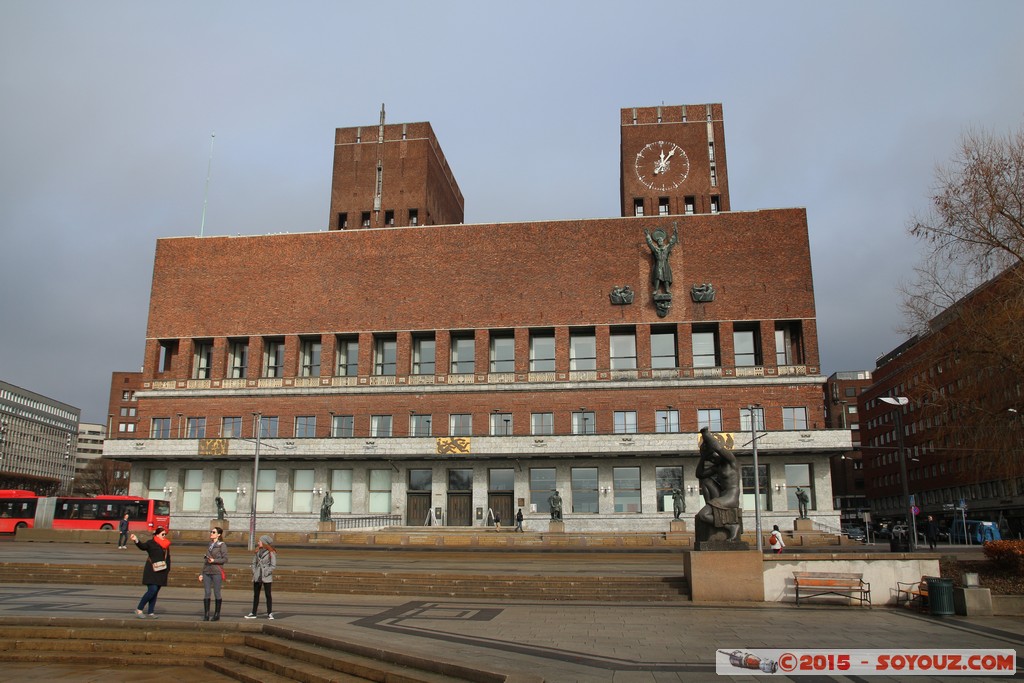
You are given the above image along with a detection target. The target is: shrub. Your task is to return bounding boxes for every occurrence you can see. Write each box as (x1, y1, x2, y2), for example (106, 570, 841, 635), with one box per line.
(982, 540, 1024, 572)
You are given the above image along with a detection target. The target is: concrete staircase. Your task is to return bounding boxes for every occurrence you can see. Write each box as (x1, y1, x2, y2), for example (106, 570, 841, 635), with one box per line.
(0, 617, 539, 682)
(0, 563, 689, 602)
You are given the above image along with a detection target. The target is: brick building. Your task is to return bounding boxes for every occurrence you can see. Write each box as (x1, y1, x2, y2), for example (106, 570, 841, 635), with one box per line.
(824, 371, 872, 528)
(104, 103, 850, 532)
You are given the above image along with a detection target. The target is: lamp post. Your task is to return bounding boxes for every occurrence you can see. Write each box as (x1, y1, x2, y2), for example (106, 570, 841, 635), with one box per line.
(249, 412, 262, 551)
(748, 404, 764, 553)
(880, 396, 916, 551)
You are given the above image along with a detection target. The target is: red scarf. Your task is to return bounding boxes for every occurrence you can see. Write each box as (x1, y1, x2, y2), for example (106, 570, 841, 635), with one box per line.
(153, 533, 171, 549)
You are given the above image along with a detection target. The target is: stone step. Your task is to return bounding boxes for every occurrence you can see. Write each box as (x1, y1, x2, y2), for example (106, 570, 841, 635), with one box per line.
(0, 648, 207, 667)
(0, 636, 225, 659)
(223, 644, 372, 682)
(205, 657, 303, 683)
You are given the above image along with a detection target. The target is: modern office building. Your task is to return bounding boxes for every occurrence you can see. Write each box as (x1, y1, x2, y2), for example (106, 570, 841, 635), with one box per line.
(0, 380, 80, 493)
(104, 103, 851, 531)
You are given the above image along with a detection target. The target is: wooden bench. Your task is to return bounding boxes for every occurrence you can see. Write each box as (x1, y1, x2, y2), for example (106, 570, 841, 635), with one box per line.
(896, 577, 931, 610)
(794, 571, 871, 607)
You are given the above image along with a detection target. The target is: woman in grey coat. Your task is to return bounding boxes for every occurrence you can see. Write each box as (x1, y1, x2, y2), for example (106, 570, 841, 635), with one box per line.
(245, 534, 276, 619)
(199, 526, 228, 621)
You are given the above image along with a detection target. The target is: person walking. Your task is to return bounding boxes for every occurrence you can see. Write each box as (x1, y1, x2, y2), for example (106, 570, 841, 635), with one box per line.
(515, 508, 524, 532)
(245, 535, 276, 619)
(926, 515, 939, 550)
(130, 527, 170, 618)
(769, 524, 786, 554)
(117, 513, 130, 549)
(199, 526, 228, 621)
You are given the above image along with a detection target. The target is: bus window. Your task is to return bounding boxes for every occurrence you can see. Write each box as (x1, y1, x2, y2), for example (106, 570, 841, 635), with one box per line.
(154, 501, 171, 517)
(125, 504, 143, 521)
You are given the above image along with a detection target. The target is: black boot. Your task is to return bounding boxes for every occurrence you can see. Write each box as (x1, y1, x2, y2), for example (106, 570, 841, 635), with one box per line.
(203, 598, 210, 621)
(211, 599, 222, 621)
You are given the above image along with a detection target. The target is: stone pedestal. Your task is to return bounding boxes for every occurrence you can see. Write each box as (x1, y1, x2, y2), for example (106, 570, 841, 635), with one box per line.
(683, 550, 764, 603)
(210, 519, 229, 531)
(793, 518, 814, 531)
(548, 521, 565, 533)
(317, 521, 336, 532)
(954, 587, 993, 616)
(669, 519, 688, 533)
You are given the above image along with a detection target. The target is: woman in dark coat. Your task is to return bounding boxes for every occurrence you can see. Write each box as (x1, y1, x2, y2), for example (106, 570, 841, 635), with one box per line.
(131, 526, 171, 618)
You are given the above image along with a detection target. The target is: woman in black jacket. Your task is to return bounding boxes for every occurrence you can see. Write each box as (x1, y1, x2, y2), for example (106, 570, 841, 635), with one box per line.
(131, 526, 171, 618)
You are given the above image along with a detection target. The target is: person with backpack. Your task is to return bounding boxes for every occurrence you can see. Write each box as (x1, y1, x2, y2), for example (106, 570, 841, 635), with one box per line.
(769, 524, 786, 554)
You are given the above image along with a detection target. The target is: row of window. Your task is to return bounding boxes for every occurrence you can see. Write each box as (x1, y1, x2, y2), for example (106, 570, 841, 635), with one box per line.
(149, 406, 812, 439)
(873, 478, 1022, 514)
(338, 208, 419, 229)
(169, 322, 805, 380)
(147, 463, 815, 516)
(632, 194, 720, 217)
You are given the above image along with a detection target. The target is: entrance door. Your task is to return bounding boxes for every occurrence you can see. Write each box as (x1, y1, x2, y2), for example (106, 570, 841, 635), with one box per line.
(406, 493, 431, 526)
(488, 493, 514, 528)
(447, 493, 472, 526)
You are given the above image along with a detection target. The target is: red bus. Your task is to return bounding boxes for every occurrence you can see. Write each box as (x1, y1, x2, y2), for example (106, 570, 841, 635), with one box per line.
(0, 491, 171, 533)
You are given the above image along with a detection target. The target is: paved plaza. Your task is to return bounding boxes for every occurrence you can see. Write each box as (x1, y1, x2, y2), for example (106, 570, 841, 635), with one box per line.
(0, 541, 1021, 681)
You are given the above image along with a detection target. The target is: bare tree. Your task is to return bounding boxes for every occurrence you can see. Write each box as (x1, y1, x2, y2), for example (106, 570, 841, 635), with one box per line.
(73, 458, 129, 496)
(901, 124, 1024, 479)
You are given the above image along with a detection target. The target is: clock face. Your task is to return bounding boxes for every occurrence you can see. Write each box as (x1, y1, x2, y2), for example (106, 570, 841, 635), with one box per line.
(634, 141, 690, 191)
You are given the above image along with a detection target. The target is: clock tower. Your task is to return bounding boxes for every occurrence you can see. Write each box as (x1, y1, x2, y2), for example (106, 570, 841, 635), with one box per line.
(619, 103, 730, 218)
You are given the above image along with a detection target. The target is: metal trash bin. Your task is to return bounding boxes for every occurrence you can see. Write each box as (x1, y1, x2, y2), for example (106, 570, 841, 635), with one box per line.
(926, 577, 955, 616)
(890, 536, 911, 552)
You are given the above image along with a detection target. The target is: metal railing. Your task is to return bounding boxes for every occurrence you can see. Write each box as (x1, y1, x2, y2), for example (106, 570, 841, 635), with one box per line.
(328, 514, 402, 529)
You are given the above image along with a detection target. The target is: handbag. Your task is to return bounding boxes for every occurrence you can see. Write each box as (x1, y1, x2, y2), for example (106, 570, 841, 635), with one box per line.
(151, 548, 168, 572)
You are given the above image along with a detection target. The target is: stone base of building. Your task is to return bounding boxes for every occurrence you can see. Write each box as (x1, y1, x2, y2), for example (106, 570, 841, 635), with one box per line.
(669, 519, 688, 533)
(684, 550, 764, 603)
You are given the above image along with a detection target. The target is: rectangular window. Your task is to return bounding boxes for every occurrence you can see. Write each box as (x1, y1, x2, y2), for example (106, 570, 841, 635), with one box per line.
(529, 331, 556, 372)
(571, 467, 599, 513)
(410, 414, 432, 436)
(412, 336, 435, 375)
(361, 211, 371, 227)
(785, 464, 813, 513)
(614, 466, 641, 513)
(490, 412, 513, 436)
(451, 335, 475, 374)
(609, 329, 637, 370)
(656, 466, 683, 512)
(783, 407, 808, 430)
(489, 334, 515, 372)
(531, 412, 554, 435)
(331, 414, 354, 437)
(182, 469, 202, 511)
(291, 469, 314, 512)
(710, 196, 720, 213)
(742, 464, 770, 511)
(336, 337, 359, 376)
(193, 341, 213, 379)
(449, 413, 472, 436)
(295, 416, 316, 438)
(692, 327, 719, 368)
(218, 469, 239, 512)
(259, 416, 279, 439)
(775, 321, 804, 365)
(408, 208, 418, 226)
(569, 330, 596, 371)
(530, 468, 556, 514)
(370, 415, 393, 437)
(186, 417, 206, 439)
(613, 410, 637, 434)
(697, 409, 722, 431)
(650, 328, 677, 369)
(633, 198, 644, 216)
(151, 418, 171, 439)
(490, 468, 514, 492)
(384, 209, 395, 226)
(448, 469, 472, 492)
(656, 409, 679, 433)
(229, 339, 248, 379)
(368, 469, 391, 513)
(409, 469, 432, 492)
(222, 416, 242, 438)
(330, 469, 353, 513)
(146, 469, 167, 501)
(733, 325, 761, 367)
(158, 340, 177, 373)
(572, 410, 595, 435)
(338, 212, 347, 229)
(256, 469, 275, 513)
(739, 407, 765, 432)
(374, 336, 397, 376)
(658, 197, 669, 215)
(264, 338, 285, 378)
(684, 196, 695, 215)
(300, 338, 321, 377)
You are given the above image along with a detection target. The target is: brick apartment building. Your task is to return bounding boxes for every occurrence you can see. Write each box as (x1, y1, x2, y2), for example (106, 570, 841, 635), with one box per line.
(824, 371, 872, 528)
(104, 103, 850, 532)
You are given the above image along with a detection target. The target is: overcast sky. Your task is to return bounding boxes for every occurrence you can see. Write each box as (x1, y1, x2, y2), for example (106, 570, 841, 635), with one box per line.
(2, 1, 1022, 424)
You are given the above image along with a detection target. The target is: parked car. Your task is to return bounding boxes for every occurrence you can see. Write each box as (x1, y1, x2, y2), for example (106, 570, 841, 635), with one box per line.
(843, 527, 866, 542)
(874, 526, 893, 540)
(949, 520, 1001, 544)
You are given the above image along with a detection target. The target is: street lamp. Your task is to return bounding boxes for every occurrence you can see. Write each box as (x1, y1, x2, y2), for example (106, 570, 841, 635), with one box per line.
(748, 404, 764, 553)
(249, 412, 262, 551)
(880, 396, 916, 551)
